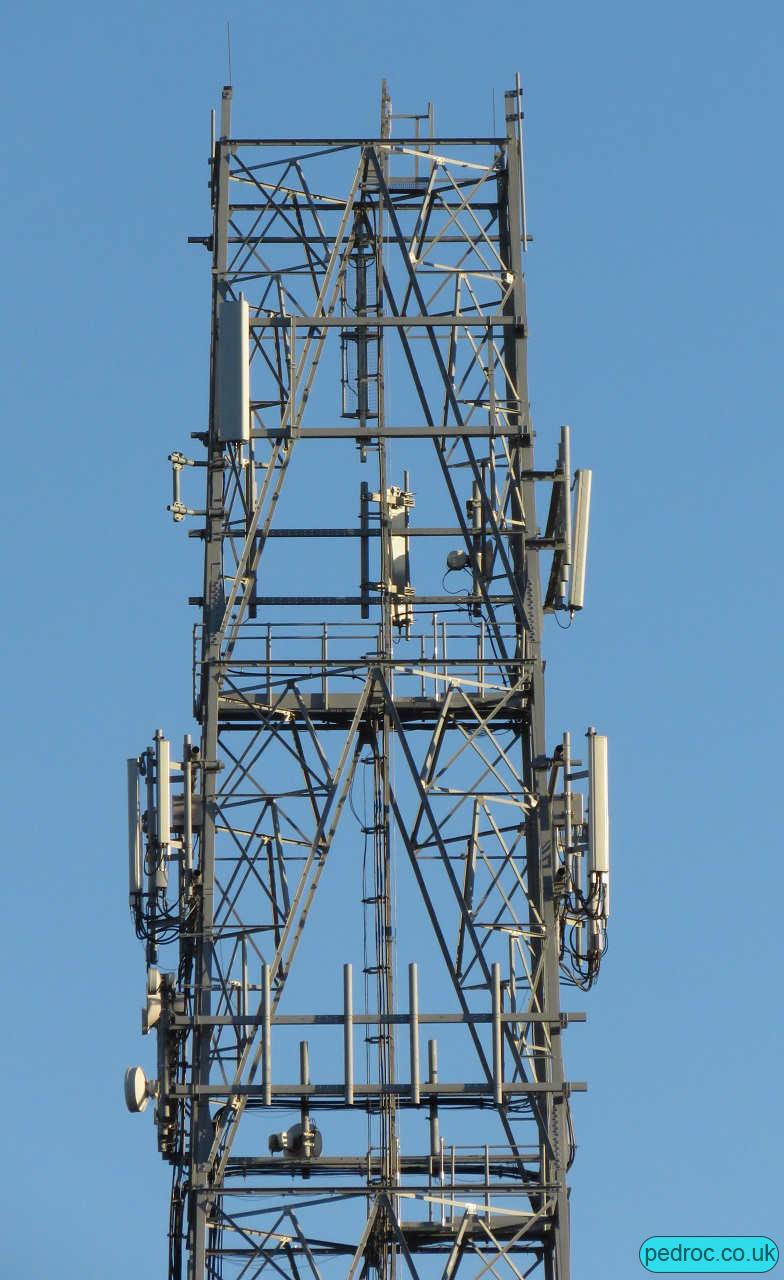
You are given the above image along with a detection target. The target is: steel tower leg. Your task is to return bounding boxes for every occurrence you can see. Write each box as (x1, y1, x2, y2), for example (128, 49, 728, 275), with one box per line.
(501, 87, 572, 1279)
(187, 84, 233, 1280)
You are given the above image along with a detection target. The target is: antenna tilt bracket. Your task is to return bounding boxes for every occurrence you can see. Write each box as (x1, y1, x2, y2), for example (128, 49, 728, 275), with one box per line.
(168, 451, 206, 521)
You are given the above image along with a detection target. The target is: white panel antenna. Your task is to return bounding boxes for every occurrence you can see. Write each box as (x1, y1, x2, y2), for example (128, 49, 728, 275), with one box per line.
(586, 728, 610, 915)
(153, 731, 171, 893)
(569, 468, 592, 611)
(127, 758, 142, 903)
(217, 295, 250, 442)
(154, 731, 171, 848)
(560, 425, 572, 602)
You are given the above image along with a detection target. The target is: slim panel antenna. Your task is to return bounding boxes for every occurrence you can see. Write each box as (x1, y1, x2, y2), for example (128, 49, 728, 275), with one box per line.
(569, 467, 592, 611)
(587, 728, 611, 914)
(217, 296, 250, 442)
(126, 759, 141, 902)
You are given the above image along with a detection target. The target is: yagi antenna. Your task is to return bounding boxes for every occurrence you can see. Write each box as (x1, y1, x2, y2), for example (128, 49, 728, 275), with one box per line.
(569, 468, 592, 611)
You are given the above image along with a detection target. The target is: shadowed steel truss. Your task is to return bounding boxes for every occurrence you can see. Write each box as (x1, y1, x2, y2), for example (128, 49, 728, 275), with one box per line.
(126, 80, 608, 1280)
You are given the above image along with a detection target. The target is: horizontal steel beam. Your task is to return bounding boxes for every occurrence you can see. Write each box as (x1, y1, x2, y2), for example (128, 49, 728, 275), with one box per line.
(225, 1153, 540, 1173)
(209, 1179, 557, 1193)
(248, 595, 516, 605)
(225, 205, 500, 216)
(176, 1011, 585, 1027)
(215, 659, 530, 669)
(217, 691, 530, 723)
(250, 315, 516, 328)
(174, 1081, 586, 1097)
(221, 228, 501, 238)
(209, 1241, 547, 1260)
(259, 426, 525, 438)
(216, 1184, 544, 1201)
(227, 136, 506, 146)
(261, 526, 537, 538)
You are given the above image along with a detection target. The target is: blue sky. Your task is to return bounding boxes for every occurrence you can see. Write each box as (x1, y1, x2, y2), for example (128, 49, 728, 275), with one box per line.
(1, 2, 782, 1276)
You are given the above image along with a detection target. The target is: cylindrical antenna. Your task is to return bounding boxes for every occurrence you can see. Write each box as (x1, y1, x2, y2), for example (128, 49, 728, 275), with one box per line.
(569, 468, 592, 611)
(515, 72, 528, 250)
(262, 962, 272, 1105)
(182, 734, 193, 877)
(492, 962, 503, 1106)
(380, 78, 391, 139)
(220, 83, 232, 139)
(409, 963, 420, 1105)
(241, 933, 248, 1032)
(427, 1039, 439, 1157)
(299, 1039, 311, 1140)
(343, 963, 354, 1105)
(471, 479, 482, 612)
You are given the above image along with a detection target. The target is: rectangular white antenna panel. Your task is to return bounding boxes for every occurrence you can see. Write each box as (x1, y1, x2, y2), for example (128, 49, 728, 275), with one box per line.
(217, 296, 250, 442)
(587, 729, 610, 912)
(560, 424, 572, 569)
(127, 758, 142, 900)
(569, 468, 592, 611)
(155, 734, 171, 849)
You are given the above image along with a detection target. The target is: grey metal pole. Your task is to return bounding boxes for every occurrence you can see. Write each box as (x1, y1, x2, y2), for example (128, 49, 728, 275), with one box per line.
(501, 85, 571, 1279)
(344, 962, 354, 1105)
(187, 83, 232, 1280)
(409, 963, 420, 1105)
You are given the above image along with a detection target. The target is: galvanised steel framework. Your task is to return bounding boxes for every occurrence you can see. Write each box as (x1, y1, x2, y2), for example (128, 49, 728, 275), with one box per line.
(125, 80, 609, 1280)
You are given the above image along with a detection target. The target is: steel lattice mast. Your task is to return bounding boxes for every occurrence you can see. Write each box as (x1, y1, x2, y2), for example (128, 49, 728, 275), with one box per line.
(125, 80, 610, 1280)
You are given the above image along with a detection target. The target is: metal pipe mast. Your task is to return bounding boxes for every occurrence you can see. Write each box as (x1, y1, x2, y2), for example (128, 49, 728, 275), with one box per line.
(125, 80, 610, 1280)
